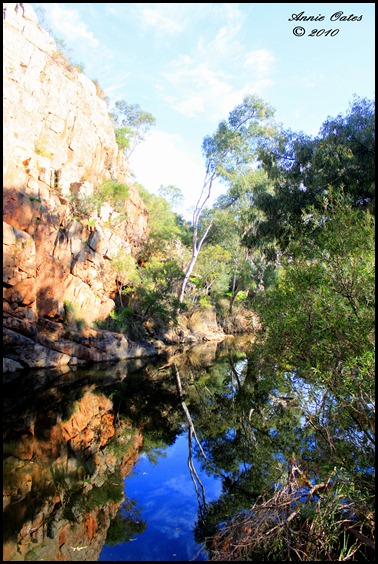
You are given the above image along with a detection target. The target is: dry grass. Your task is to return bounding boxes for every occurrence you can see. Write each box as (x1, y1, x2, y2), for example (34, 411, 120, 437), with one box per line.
(206, 460, 375, 561)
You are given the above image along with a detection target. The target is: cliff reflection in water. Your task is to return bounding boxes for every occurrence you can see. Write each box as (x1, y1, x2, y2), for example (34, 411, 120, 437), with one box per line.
(3, 342, 262, 561)
(3, 340, 227, 561)
(3, 357, 155, 561)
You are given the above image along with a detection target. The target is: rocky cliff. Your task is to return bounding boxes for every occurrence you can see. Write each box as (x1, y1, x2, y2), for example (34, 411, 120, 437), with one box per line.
(3, 3, 155, 372)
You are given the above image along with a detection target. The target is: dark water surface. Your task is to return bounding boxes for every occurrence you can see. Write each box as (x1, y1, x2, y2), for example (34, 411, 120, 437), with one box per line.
(4, 333, 374, 561)
(3, 338, 252, 561)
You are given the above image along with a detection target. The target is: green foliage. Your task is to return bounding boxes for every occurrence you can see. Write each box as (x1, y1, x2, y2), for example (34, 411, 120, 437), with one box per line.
(69, 192, 98, 218)
(115, 126, 132, 151)
(192, 244, 232, 299)
(253, 95, 375, 251)
(138, 258, 183, 323)
(69, 180, 129, 218)
(111, 251, 140, 288)
(70, 180, 129, 220)
(95, 179, 129, 210)
(157, 185, 184, 211)
(63, 301, 76, 323)
(203, 167, 278, 311)
(138, 186, 179, 239)
(202, 94, 276, 179)
(255, 196, 375, 374)
(106, 501, 146, 545)
(178, 94, 277, 304)
(111, 100, 156, 157)
(95, 307, 146, 341)
(245, 197, 375, 554)
(85, 476, 124, 511)
(63, 301, 86, 333)
(137, 184, 191, 260)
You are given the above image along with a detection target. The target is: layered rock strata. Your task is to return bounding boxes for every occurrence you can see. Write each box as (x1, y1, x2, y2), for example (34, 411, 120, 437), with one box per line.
(3, 3, 154, 371)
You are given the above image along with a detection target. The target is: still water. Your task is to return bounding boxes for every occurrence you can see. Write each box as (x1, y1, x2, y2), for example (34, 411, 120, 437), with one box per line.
(99, 433, 221, 561)
(7, 334, 364, 562)
(4, 338, 253, 562)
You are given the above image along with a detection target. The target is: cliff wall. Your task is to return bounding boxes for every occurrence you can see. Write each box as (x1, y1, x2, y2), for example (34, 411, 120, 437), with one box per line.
(3, 3, 153, 371)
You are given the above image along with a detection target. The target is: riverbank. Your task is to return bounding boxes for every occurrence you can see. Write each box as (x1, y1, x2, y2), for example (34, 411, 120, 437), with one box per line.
(4, 305, 260, 375)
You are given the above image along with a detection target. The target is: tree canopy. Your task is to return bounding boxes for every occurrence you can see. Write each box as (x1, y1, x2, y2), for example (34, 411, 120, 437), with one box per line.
(111, 100, 156, 157)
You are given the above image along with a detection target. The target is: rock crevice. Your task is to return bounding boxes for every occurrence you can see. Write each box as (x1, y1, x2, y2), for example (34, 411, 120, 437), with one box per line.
(3, 3, 153, 371)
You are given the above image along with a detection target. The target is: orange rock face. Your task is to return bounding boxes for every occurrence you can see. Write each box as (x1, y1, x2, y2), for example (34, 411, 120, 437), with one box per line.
(3, 3, 153, 371)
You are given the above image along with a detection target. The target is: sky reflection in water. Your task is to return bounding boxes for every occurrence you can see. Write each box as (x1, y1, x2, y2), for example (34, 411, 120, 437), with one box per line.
(99, 432, 222, 561)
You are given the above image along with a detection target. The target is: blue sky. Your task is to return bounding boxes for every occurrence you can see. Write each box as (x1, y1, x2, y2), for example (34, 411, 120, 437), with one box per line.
(99, 433, 221, 561)
(30, 3, 375, 217)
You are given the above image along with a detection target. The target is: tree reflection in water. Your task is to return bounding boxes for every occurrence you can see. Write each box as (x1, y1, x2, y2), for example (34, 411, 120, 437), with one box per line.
(174, 363, 209, 520)
(3, 336, 375, 561)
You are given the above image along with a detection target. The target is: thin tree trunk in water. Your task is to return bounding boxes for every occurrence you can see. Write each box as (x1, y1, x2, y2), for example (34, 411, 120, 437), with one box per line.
(187, 426, 207, 508)
(173, 363, 208, 510)
(173, 364, 208, 461)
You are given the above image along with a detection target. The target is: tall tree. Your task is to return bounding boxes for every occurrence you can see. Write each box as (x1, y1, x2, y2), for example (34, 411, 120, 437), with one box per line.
(178, 95, 276, 304)
(250, 95, 375, 252)
(209, 167, 278, 308)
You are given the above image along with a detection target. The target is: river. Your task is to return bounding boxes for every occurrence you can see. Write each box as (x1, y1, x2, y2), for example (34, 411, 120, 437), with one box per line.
(3, 335, 374, 561)
(4, 337, 251, 561)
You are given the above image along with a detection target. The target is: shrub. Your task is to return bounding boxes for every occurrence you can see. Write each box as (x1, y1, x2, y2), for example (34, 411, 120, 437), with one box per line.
(63, 301, 87, 333)
(95, 179, 129, 211)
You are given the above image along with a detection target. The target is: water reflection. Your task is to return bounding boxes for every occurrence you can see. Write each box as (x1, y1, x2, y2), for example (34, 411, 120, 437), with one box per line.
(3, 360, 150, 561)
(3, 341, 230, 561)
(99, 433, 221, 562)
(3, 335, 374, 561)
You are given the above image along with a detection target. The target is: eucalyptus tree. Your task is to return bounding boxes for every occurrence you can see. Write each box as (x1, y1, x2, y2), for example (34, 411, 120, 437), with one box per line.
(190, 243, 233, 306)
(110, 100, 156, 158)
(177, 95, 276, 304)
(249, 95, 375, 253)
(208, 167, 278, 310)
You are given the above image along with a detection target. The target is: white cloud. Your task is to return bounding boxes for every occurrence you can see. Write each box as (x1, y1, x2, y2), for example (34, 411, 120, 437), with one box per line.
(153, 4, 274, 123)
(197, 4, 245, 58)
(163, 59, 234, 118)
(133, 3, 186, 35)
(42, 3, 99, 48)
(161, 46, 275, 122)
(128, 130, 223, 219)
(245, 49, 275, 75)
